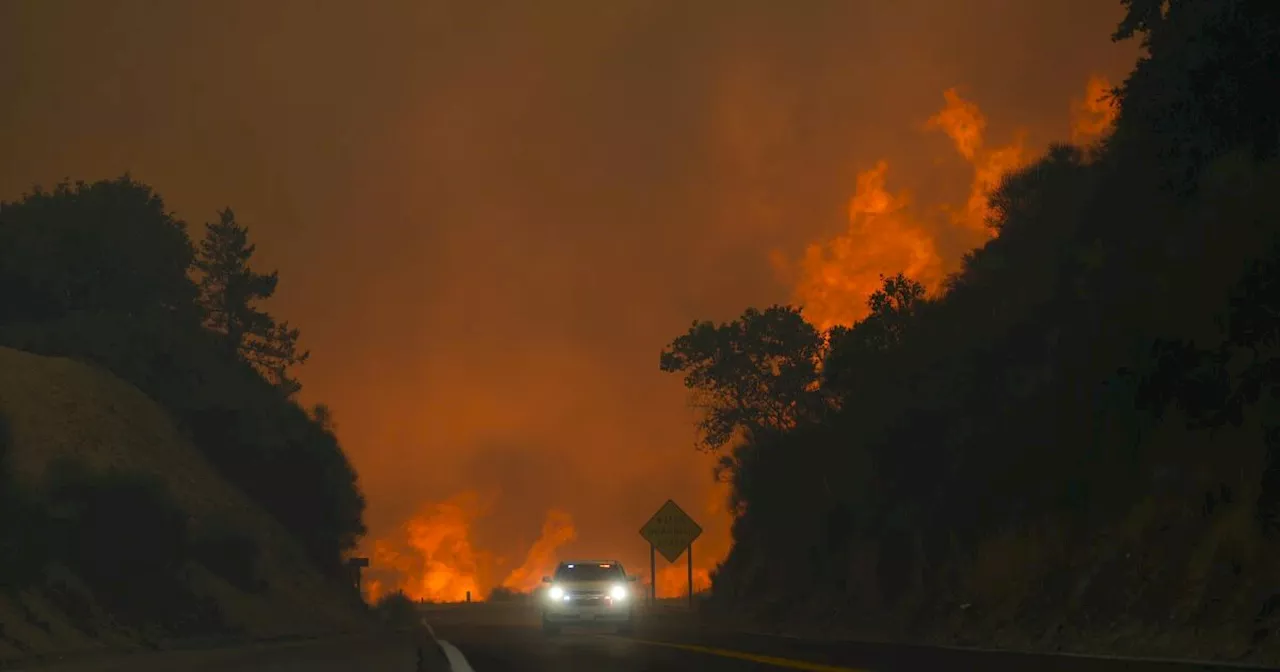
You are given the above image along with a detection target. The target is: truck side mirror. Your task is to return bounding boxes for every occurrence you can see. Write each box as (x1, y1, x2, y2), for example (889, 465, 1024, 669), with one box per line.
(541, 576, 552, 583)
(628, 575, 638, 582)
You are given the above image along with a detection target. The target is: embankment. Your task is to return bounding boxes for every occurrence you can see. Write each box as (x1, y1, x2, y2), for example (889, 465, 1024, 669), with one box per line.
(703, 471, 1280, 668)
(0, 346, 371, 665)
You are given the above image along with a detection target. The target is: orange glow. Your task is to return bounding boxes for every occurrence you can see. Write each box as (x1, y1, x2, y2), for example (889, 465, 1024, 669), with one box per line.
(360, 498, 580, 603)
(499, 508, 577, 592)
(1070, 74, 1120, 144)
(779, 80, 1096, 331)
(360, 492, 488, 603)
(965, 137, 1030, 232)
(328, 73, 1123, 606)
(926, 89, 986, 162)
(778, 160, 944, 331)
(656, 564, 712, 597)
(364, 577, 385, 603)
(926, 87, 1030, 235)
(0, 5, 1141, 616)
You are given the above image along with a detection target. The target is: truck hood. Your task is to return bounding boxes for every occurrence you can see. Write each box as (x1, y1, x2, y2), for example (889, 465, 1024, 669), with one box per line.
(545, 579, 636, 596)
(554, 579, 627, 590)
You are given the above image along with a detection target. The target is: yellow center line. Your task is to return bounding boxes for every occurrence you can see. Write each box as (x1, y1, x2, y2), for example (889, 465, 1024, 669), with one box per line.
(610, 636, 868, 672)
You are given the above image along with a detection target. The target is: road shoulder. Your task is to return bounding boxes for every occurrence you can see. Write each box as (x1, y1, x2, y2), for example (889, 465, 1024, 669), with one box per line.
(418, 618, 467, 672)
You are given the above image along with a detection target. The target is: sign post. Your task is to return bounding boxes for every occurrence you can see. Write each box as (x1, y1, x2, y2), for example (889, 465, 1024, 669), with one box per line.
(638, 499, 703, 608)
(649, 542, 656, 604)
(687, 540, 693, 610)
(347, 556, 370, 595)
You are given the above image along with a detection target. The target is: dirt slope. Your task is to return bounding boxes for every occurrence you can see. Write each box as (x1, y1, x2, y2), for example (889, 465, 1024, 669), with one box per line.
(0, 346, 372, 663)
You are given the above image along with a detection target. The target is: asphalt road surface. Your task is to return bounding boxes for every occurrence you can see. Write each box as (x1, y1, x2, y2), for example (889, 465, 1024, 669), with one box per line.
(424, 602, 1271, 672)
(6, 604, 1269, 671)
(2, 628, 445, 672)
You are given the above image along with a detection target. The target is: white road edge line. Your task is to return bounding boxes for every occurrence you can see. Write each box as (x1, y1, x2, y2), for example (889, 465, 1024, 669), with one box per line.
(421, 618, 475, 672)
(438, 640, 476, 672)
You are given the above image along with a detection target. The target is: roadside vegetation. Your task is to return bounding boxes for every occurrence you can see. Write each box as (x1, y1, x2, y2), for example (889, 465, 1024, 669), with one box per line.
(0, 176, 370, 659)
(370, 591, 419, 627)
(485, 587, 529, 603)
(661, 0, 1280, 664)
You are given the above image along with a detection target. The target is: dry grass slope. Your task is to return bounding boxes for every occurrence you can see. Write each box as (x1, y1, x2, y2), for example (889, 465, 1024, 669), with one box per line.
(0, 346, 372, 663)
(720, 419, 1280, 666)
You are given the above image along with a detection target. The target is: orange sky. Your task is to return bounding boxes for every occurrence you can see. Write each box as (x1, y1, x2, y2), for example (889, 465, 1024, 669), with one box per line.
(0, 0, 1136, 602)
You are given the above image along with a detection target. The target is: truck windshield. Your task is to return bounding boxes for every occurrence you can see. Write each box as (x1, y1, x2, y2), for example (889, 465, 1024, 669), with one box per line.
(555, 563, 624, 582)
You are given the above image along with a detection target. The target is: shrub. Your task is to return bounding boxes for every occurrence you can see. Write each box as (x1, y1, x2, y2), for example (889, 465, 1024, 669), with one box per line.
(44, 459, 189, 584)
(371, 590, 418, 625)
(192, 517, 267, 594)
(0, 411, 52, 590)
(0, 176, 367, 580)
(486, 586, 525, 603)
(43, 458, 225, 635)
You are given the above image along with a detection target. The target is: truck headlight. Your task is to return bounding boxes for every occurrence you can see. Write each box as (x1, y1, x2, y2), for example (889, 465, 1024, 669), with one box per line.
(610, 584, 627, 600)
(548, 585, 565, 600)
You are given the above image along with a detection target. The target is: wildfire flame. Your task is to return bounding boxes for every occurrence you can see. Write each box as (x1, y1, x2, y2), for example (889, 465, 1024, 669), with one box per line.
(363, 74, 1123, 608)
(777, 161, 943, 331)
(500, 508, 577, 592)
(926, 88, 986, 162)
(362, 492, 488, 603)
(656, 564, 712, 597)
(780, 76, 1111, 331)
(360, 494, 578, 604)
(1070, 74, 1120, 144)
(926, 87, 1030, 235)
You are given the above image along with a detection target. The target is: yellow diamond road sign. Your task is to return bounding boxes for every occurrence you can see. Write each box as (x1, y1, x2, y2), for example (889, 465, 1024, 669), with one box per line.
(640, 499, 703, 563)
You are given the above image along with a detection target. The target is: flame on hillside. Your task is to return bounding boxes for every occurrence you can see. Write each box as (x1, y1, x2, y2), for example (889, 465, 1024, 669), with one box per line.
(925, 87, 1030, 235)
(656, 564, 713, 597)
(361, 492, 488, 603)
(363, 75, 1124, 608)
(776, 161, 943, 331)
(500, 508, 577, 592)
(360, 495, 578, 604)
(1071, 74, 1120, 144)
(779, 76, 1114, 330)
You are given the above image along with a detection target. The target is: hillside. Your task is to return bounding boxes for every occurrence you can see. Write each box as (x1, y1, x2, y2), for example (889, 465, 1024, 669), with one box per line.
(659, 1, 1280, 667)
(703, 461, 1280, 666)
(0, 346, 371, 665)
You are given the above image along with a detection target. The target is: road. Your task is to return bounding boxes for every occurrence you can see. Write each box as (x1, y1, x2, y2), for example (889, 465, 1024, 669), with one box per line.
(4, 603, 1268, 671)
(424, 601, 1268, 672)
(2, 629, 449, 672)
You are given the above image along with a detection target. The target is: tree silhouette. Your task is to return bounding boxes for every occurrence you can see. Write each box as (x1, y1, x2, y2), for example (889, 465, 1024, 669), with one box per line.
(659, 0, 1280, 646)
(0, 175, 198, 326)
(1111, 0, 1280, 193)
(1, 176, 365, 584)
(660, 305, 825, 453)
(195, 207, 309, 395)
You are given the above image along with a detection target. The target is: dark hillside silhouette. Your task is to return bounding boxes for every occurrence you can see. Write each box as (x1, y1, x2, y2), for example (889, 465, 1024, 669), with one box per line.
(662, 0, 1280, 662)
(0, 176, 365, 582)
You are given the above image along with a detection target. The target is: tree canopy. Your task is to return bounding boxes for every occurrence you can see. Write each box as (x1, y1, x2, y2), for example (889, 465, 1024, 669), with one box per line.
(661, 0, 1280, 647)
(660, 305, 825, 453)
(0, 180, 364, 574)
(196, 207, 310, 395)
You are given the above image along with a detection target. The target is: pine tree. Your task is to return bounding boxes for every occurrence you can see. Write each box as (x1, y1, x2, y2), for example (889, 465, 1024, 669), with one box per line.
(195, 208, 309, 394)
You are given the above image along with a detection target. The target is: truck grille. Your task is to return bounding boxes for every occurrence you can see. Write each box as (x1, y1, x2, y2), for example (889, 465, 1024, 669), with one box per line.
(569, 590, 605, 604)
